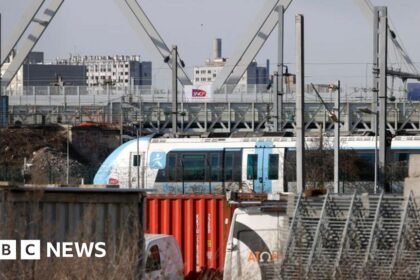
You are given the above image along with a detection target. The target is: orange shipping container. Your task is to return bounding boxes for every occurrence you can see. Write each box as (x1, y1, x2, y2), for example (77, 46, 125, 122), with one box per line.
(146, 194, 235, 278)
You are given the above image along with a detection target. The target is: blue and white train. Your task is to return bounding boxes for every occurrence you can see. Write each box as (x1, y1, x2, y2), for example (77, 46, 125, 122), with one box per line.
(93, 136, 420, 193)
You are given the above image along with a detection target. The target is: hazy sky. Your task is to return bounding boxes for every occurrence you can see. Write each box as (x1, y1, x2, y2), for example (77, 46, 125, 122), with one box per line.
(1, 0, 420, 89)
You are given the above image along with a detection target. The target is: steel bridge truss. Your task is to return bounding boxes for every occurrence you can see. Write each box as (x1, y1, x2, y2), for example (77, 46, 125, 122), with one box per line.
(8, 93, 420, 135)
(279, 192, 420, 279)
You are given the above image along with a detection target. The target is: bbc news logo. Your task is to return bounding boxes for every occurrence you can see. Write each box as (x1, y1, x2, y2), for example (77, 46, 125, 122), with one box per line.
(0, 240, 106, 260)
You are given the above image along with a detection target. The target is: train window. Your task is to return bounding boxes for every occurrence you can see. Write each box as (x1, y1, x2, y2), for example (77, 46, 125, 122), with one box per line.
(232, 152, 242, 181)
(210, 153, 221, 181)
(156, 151, 242, 183)
(268, 154, 279, 180)
(247, 154, 258, 180)
(182, 154, 206, 181)
(224, 154, 234, 181)
(224, 151, 242, 182)
(132, 155, 141, 167)
(168, 154, 178, 181)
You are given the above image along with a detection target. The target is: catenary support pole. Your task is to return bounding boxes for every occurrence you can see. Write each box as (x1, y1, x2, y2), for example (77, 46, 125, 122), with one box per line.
(273, 71, 278, 131)
(372, 7, 379, 137)
(172, 45, 178, 135)
(372, 7, 380, 192)
(136, 127, 140, 189)
(120, 96, 123, 145)
(295, 14, 305, 193)
(334, 81, 341, 193)
(378, 7, 388, 192)
(278, 5, 284, 131)
(66, 125, 69, 184)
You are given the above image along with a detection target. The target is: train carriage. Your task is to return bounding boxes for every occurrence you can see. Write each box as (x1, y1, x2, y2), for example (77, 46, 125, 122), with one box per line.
(94, 136, 420, 193)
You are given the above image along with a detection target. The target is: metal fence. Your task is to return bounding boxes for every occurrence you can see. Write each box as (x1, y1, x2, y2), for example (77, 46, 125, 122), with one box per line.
(280, 192, 420, 279)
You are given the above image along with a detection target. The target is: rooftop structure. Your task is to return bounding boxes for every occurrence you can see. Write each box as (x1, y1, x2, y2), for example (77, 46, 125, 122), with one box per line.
(193, 39, 269, 89)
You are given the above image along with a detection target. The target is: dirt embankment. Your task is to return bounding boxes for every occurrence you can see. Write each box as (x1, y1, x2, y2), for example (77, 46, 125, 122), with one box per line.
(0, 126, 93, 184)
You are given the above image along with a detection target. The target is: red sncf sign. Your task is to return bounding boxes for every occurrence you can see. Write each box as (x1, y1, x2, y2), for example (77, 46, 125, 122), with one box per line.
(192, 89, 207, 97)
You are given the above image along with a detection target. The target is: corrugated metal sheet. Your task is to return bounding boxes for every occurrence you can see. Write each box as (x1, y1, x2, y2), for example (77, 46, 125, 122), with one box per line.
(0, 187, 147, 278)
(146, 194, 235, 277)
(0, 187, 146, 242)
(0, 96, 8, 128)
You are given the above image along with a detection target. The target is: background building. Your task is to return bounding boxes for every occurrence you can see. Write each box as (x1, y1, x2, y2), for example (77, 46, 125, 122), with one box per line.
(2, 52, 87, 91)
(22, 64, 87, 86)
(193, 38, 269, 89)
(2, 52, 152, 93)
(24, 52, 44, 64)
(59, 55, 152, 87)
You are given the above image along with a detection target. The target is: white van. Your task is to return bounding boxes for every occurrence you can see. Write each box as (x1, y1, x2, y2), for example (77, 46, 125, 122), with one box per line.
(223, 194, 292, 280)
(143, 234, 184, 279)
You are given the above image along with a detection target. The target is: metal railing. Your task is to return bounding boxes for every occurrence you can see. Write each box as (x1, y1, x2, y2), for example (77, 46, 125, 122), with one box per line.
(3, 85, 413, 105)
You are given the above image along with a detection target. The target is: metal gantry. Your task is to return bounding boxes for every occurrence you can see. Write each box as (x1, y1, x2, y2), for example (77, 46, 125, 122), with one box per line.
(279, 192, 420, 279)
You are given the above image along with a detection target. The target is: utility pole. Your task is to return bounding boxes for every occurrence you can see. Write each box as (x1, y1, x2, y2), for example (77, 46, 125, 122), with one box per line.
(372, 7, 380, 193)
(136, 126, 140, 189)
(378, 7, 388, 192)
(334, 81, 341, 193)
(172, 45, 178, 135)
(66, 125, 69, 185)
(296, 14, 305, 193)
(372, 8, 379, 139)
(120, 96, 123, 145)
(273, 71, 278, 131)
(278, 5, 284, 132)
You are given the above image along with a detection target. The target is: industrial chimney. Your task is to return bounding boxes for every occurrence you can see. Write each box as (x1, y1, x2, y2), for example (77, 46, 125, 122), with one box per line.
(213, 38, 222, 60)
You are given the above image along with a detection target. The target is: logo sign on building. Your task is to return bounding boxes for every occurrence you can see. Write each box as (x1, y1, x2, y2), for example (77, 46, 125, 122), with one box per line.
(192, 89, 207, 97)
(184, 85, 213, 102)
